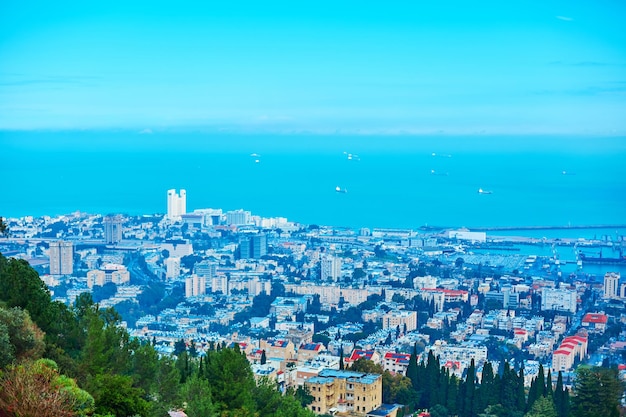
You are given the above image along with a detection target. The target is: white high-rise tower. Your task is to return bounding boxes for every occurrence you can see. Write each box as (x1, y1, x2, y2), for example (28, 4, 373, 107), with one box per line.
(167, 189, 187, 220)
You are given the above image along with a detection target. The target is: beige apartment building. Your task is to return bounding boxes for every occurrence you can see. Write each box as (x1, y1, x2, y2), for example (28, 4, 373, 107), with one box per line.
(382, 310, 417, 332)
(305, 369, 382, 416)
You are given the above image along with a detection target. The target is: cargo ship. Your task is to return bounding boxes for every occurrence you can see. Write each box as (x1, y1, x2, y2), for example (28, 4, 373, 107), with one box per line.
(578, 250, 626, 265)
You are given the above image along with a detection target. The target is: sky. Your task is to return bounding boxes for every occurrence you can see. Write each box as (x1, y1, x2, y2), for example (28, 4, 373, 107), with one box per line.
(1, 0, 625, 134)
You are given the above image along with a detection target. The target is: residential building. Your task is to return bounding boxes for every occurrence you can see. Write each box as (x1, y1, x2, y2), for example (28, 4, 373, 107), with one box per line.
(260, 339, 296, 362)
(604, 272, 621, 300)
(321, 255, 342, 282)
(165, 257, 181, 279)
(551, 335, 588, 373)
(298, 343, 327, 364)
(167, 189, 186, 220)
(226, 209, 251, 226)
(305, 369, 383, 416)
(185, 275, 206, 298)
(382, 310, 417, 333)
(581, 313, 608, 333)
(346, 349, 381, 367)
(104, 214, 123, 244)
(382, 352, 411, 375)
(541, 288, 577, 314)
(240, 233, 267, 259)
(49, 240, 73, 275)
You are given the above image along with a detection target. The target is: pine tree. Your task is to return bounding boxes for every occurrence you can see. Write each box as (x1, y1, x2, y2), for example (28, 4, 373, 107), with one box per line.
(571, 366, 624, 417)
(525, 395, 557, 417)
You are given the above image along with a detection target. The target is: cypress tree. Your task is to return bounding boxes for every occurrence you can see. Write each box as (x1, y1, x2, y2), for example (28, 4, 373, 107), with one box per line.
(424, 351, 439, 407)
(260, 349, 267, 365)
(527, 376, 539, 412)
(446, 373, 459, 415)
(501, 361, 518, 411)
(537, 363, 547, 398)
(461, 359, 476, 417)
(546, 369, 553, 398)
(515, 364, 526, 413)
(406, 343, 419, 390)
(554, 371, 565, 417)
(476, 361, 497, 415)
(339, 348, 345, 370)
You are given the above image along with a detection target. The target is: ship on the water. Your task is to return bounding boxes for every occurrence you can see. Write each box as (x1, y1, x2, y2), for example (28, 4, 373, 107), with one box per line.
(478, 188, 493, 194)
(335, 186, 348, 194)
(578, 249, 626, 265)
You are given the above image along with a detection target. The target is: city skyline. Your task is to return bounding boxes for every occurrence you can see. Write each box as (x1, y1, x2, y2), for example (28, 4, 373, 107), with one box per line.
(1, 0, 625, 134)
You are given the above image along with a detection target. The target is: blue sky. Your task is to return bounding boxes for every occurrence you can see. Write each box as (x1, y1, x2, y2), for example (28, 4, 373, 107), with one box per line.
(1, 0, 625, 134)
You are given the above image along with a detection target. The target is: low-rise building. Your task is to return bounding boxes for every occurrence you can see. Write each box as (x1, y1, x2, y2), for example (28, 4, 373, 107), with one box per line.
(306, 369, 383, 416)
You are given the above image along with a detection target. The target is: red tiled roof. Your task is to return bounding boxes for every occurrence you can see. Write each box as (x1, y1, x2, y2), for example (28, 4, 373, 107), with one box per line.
(384, 352, 411, 364)
(582, 313, 608, 324)
(349, 349, 374, 361)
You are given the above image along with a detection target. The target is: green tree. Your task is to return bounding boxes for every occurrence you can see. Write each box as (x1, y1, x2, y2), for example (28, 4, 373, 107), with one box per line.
(88, 373, 148, 417)
(553, 371, 569, 417)
(430, 404, 449, 417)
(0, 217, 8, 236)
(206, 346, 256, 414)
(350, 358, 383, 374)
(288, 384, 315, 408)
(0, 359, 95, 417)
(179, 373, 217, 417)
(406, 343, 419, 390)
(525, 396, 556, 417)
(0, 306, 45, 368)
(571, 366, 624, 417)
(0, 255, 54, 332)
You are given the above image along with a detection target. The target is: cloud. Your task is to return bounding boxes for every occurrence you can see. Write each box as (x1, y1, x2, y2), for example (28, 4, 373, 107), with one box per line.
(139, 128, 153, 134)
(556, 15, 573, 21)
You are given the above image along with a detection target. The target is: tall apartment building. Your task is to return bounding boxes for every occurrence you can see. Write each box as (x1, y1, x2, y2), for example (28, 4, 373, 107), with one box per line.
(167, 189, 186, 220)
(104, 214, 123, 244)
(226, 209, 251, 226)
(165, 257, 181, 280)
(49, 241, 73, 275)
(185, 275, 206, 298)
(195, 260, 217, 279)
(321, 255, 342, 282)
(239, 234, 267, 259)
(541, 288, 577, 314)
(305, 369, 382, 416)
(604, 272, 621, 300)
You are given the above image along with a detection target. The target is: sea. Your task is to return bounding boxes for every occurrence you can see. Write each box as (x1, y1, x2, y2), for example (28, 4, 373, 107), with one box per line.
(1, 130, 625, 241)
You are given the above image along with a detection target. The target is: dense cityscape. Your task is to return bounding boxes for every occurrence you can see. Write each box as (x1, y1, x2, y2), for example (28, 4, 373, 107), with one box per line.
(1, 189, 624, 417)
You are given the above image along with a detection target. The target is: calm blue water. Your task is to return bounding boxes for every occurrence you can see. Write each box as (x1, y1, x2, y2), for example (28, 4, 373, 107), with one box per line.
(1, 131, 625, 235)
